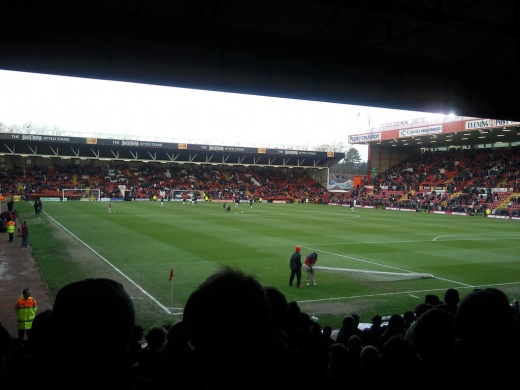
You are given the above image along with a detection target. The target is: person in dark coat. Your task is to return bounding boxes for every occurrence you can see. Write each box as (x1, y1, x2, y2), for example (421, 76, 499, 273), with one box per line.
(34, 199, 42, 215)
(289, 245, 303, 288)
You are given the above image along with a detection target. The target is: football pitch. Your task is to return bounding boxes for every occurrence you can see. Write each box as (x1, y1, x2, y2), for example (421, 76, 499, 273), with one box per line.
(18, 200, 520, 330)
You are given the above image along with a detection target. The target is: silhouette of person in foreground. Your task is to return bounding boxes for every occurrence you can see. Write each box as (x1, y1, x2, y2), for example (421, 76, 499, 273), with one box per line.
(438, 287, 460, 316)
(183, 266, 298, 390)
(405, 288, 520, 390)
(35, 278, 136, 390)
(144, 319, 201, 388)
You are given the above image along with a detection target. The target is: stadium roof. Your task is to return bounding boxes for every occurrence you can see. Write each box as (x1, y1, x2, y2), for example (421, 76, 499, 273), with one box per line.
(349, 116, 520, 149)
(0, 132, 343, 169)
(2, 0, 519, 124)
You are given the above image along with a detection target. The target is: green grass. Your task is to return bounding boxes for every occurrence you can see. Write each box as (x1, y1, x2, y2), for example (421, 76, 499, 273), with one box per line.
(16, 200, 520, 331)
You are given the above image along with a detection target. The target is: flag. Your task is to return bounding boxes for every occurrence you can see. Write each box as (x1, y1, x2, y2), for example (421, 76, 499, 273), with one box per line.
(169, 267, 175, 311)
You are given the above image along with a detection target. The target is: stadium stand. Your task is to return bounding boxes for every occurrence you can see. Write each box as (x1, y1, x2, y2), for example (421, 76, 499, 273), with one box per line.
(1, 142, 520, 218)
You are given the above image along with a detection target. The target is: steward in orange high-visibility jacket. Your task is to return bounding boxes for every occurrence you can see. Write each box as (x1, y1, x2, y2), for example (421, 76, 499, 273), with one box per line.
(5, 218, 16, 242)
(14, 288, 38, 340)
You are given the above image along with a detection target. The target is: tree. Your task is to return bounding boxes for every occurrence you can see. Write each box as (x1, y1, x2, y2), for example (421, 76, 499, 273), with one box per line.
(313, 141, 348, 152)
(332, 147, 367, 175)
(339, 147, 361, 171)
(345, 147, 362, 163)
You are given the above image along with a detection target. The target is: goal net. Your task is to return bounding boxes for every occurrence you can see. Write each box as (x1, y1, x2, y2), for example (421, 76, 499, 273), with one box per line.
(314, 266, 434, 282)
(62, 188, 101, 201)
(168, 190, 203, 201)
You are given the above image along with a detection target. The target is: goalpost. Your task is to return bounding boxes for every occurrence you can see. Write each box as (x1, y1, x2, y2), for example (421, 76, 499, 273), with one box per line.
(168, 190, 203, 201)
(62, 188, 101, 201)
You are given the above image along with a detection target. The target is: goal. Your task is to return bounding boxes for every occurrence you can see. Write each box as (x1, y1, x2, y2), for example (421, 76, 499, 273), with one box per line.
(167, 190, 203, 201)
(62, 188, 101, 201)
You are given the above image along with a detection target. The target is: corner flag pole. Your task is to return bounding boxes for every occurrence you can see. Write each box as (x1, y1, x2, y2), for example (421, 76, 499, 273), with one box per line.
(169, 267, 174, 312)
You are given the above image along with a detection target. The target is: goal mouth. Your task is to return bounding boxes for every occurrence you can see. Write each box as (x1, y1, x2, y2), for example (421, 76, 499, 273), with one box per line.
(62, 189, 101, 201)
(314, 265, 435, 282)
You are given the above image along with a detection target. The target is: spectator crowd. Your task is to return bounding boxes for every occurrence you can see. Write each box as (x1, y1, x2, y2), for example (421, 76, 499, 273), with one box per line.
(1, 269, 520, 390)
(1, 146, 520, 217)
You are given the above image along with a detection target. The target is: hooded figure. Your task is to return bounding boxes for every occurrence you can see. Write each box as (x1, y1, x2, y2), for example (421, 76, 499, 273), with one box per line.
(304, 252, 318, 286)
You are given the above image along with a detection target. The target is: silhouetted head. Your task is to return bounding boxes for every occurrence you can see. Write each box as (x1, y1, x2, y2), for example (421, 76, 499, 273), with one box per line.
(342, 315, 356, 329)
(51, 278, 135, 357)
(444, 288, 460, 306)
(425, 294, 440, 306)
(454, 288, 516, 345)
(360, 345, 381, 367)
(412, 307, 455, 362)
(183, 266, 275, 360)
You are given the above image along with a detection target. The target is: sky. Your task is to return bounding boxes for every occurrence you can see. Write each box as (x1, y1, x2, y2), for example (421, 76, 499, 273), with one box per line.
(0, 69, 433, 161)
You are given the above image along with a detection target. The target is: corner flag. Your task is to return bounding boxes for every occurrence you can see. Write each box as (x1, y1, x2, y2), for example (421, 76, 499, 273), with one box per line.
(169, 267, 175, 312)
